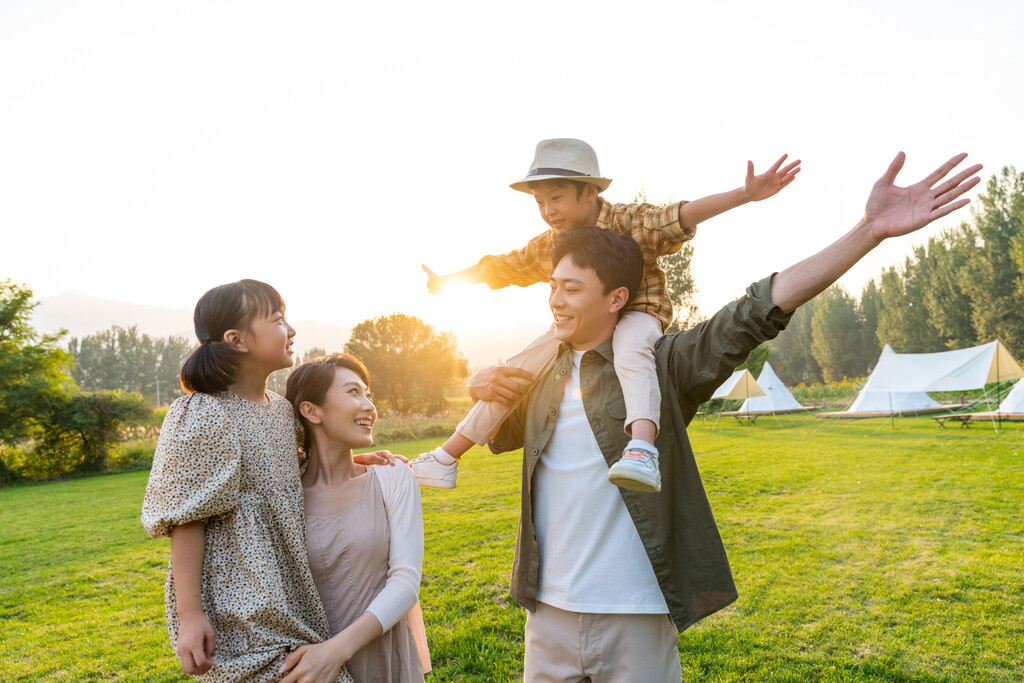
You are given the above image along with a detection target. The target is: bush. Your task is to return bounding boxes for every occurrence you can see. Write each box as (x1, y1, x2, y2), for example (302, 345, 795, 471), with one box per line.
(108, 440, 156, 471)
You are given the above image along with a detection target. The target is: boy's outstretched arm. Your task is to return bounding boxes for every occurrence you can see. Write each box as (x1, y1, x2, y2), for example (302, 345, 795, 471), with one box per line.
(770, 152, 982, 313)
(422, 264, 487, 295)
(678, 154, 801, 230)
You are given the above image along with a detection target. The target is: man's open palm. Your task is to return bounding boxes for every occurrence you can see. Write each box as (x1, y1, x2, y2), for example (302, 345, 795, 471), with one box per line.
(865, 152, 982, 241)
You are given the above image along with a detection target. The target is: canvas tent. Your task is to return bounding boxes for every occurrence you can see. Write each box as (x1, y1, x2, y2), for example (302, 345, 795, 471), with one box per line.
(738, 362, 810, 413)
(825, 341, 1024, 418)
(711, 369, 764, 401)
(997, 378, 1024, 413)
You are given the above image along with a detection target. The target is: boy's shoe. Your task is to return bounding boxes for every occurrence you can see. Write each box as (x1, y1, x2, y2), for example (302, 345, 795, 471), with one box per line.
(607, 446, 661, 493)
(411, 451, 458, 489)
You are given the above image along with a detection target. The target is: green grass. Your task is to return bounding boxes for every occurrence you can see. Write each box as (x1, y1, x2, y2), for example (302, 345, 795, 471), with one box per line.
(2, 419, 1022, 681)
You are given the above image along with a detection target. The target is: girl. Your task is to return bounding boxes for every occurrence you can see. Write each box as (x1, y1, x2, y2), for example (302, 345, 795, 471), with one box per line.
(279, 354, 429, 683)
(142, 280, 390, 682)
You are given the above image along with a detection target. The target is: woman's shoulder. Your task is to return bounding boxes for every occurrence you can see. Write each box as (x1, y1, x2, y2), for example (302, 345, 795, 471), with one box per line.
(373, 461, 417, 493)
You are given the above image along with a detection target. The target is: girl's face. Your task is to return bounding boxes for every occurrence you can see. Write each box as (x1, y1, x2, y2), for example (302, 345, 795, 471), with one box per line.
(243, 308, 296, 374)
(314, 367, 377, 449)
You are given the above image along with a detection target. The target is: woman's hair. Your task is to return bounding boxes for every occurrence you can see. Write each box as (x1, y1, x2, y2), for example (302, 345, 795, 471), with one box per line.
(180, 279, 285, 394)
(285, 353, 371, 454)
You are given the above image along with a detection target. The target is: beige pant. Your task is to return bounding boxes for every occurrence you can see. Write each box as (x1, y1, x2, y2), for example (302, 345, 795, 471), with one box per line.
(457, 311, 663, 445)
(523, 601, 682, 683)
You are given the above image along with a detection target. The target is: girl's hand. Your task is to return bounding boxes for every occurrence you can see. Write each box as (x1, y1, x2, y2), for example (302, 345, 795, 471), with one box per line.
(177, 611, 215, 675)
(279, 643, 346, 683)
(354, 450, 409, 467)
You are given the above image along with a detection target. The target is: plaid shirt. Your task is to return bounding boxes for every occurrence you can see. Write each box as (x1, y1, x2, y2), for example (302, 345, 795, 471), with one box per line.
(476, 200, 694, 329)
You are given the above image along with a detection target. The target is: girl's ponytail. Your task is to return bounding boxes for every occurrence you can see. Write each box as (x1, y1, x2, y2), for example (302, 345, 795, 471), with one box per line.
(179, 279, 285, 395)
(180, 339, 240, 394)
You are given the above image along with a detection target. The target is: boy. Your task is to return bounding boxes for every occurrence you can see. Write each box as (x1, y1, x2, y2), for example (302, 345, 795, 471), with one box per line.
(413, 138, 799, 492)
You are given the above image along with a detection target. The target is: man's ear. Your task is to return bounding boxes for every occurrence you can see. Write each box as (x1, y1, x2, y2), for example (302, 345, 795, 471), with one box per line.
(608, 286, 630, 314)
(299, 401, 323, 425)
(222, 329, 248, 353)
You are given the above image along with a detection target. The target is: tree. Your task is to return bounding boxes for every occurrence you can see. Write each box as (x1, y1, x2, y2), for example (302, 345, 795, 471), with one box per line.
(766, 297, 821, 385)
(0, 280, 75, 443)
(46, 390, 151, 473)
(68, 325, 193, 405)
(344, 314, 467, 415)
(661, 243, 703, 334)
(858, 280, 883, 368)
(961, 166, 1024, 356)
(918, 228, 977, 349)
(810, 286, 863, 383)
(875, 260, 944, 353)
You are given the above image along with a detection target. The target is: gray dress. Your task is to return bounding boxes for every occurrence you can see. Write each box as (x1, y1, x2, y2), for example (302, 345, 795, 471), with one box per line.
(305, 468, 425, 683)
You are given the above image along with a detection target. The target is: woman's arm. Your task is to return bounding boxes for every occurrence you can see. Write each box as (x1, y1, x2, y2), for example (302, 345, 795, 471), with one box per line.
(170, 521, 215, 676)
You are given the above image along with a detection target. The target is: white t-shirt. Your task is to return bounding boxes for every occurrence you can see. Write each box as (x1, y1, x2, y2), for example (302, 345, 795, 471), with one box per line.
(533, 349, 669, 614)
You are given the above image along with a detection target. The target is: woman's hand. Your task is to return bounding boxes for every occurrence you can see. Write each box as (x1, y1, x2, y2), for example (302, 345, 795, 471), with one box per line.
(176, 611, 215, 676)
(354, 450, 409, 467)
(279, 642, 347, 683)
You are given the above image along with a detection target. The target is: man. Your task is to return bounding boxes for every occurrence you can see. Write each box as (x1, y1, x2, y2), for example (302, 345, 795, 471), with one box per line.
(473, 152, 981, 681)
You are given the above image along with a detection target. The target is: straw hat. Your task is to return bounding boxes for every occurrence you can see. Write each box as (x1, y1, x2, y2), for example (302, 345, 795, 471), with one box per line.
(509, 138, 613, 194)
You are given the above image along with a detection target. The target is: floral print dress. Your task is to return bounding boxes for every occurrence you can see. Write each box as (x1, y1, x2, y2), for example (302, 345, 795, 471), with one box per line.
(142, 391, 352, 683)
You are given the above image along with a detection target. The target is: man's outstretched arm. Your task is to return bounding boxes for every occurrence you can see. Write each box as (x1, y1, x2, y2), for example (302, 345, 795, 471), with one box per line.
(770, 152, 982, 313)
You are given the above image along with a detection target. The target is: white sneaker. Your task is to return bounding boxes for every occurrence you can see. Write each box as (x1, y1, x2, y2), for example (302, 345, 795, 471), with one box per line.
(411, 451, 458, 489)
(607, 447, 661, 493)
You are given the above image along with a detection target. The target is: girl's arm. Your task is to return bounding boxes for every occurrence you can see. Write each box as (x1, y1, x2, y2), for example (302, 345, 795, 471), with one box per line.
(170, 521, 215, 676)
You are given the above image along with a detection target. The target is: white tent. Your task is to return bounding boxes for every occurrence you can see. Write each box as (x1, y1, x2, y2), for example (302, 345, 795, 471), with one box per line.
(997, 378, 1024, 413)
(857, 340, 1023, 392)
(844, 341, 1024, 415)
(846, 345, 941, 414)
(738, 362, 808, 413)
(711, 369, 764, 401)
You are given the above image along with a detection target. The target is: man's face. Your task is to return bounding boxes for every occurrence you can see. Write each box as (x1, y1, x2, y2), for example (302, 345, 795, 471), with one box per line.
(549, 255, 624, 350)
(532, 181, 599, 234)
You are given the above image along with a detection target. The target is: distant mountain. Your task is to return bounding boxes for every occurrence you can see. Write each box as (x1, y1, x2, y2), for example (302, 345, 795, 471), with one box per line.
(31, 290, 547, 367)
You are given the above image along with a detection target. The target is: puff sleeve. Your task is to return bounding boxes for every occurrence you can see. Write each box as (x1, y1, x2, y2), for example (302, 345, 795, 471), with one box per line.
(141, 393, 242, 539)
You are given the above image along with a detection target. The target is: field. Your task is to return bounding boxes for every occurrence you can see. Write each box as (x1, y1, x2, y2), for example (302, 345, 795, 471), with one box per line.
(1, 415, 1022, 681)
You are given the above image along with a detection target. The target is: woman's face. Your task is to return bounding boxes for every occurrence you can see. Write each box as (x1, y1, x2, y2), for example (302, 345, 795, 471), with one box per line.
(313, 367, 377, 449)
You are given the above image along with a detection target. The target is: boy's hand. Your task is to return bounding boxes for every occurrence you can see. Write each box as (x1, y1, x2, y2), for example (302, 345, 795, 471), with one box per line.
(422, 264, 444, 295)
(744, 154, 801, 202)
(177, 611, 215, 676)
(468, 365, 535, 405)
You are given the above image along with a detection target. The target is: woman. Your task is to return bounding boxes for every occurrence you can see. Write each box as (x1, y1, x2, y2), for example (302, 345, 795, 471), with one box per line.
(279, 353, 429, 683)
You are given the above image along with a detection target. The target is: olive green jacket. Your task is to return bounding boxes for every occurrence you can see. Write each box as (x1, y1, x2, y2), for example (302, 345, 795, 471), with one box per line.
(488, 276, 791, 632)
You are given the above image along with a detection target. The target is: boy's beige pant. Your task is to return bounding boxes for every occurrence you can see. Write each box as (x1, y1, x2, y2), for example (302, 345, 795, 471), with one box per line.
(523, 601, 682, 682)
(457, 311, 663, 445)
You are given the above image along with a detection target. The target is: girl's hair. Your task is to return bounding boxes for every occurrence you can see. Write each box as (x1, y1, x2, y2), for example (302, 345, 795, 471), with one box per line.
(180, 279, 286, 394)
(285, 353, 371, 454)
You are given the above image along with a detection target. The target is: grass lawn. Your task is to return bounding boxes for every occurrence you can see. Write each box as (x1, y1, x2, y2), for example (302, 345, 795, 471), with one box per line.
(1, 417, 1022, 681)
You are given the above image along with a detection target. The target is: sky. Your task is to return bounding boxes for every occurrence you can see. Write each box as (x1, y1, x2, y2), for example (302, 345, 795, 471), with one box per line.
(2, 0, 1022, 363)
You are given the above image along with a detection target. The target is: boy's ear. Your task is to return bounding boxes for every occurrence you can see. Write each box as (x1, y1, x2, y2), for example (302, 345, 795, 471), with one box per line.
(583, 183, 600, 202)
(608, 286, 630, 314)
(299, 401, 323, 425)
(222, 329, 248, 352)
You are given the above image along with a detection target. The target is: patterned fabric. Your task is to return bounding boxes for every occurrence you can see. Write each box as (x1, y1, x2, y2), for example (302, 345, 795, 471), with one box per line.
(475, 199, 693, 329)
(142, 391, 352, 683)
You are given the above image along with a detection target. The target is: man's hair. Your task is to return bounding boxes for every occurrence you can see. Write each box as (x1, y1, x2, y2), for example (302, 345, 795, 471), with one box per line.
(526, 178, 595, 199)
(552, 226, 644, 307)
